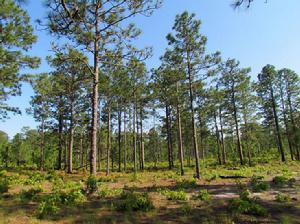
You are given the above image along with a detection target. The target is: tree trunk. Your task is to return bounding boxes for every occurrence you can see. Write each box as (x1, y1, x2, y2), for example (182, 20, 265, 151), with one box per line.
(288, 96, 300, 160)
(133, 97, 137, 174)
(90, 10, 100, 176)
(219, 107, 227, 164)
(176, 82, 184, 175)
(140, 107, 144, 170)
(40, 118, 45, 171)
(80, 131, 84, 168)
(213, 111, 222, 165)
(271, 87, 285, 162)
(187, 60, 201, 179)
(232, 87, 244, 165)
(118, 105, 122, 172)
(106, 102, 111, 176)
(165, 103, 173, 169)
(68, 101, 74, 174)
(279, 86, 294, 160)
(57, 95, 64, 170)
(123, 107, 127, 171)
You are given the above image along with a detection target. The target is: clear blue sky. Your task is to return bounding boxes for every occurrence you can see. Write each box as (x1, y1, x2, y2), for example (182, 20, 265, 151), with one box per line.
(1, 0, 300, 138)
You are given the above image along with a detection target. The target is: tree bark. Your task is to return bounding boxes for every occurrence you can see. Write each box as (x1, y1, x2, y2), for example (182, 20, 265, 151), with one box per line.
(176, 82, 184, 175)
(90, 7, 100, 176)
(187, 59, 201, 179)
(165, 103, 174, 169)
(213, 111, 222, 165)
(271, 87, 285, 162)
(140, 107, 145, 170)
(106, 102, 111, 175)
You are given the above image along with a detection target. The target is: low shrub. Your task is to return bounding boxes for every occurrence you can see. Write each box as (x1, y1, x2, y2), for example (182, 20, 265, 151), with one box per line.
(176, 179, 197, 189)
(0, 178, 9, 194)
(273, 176, 289, 187)
(180, 204, 192, 216)
(19, 186, 43, 202)
(98, 188, 123, 198)
(98, 176, 115, 183)
(197, 189, 212, 202)
(60, 189, 86, 205)
(275, 193, 291, 203)
(86, 175, 98, 193)
(37, 197, 59, 219)
(160, 189, 188, 201)
(228, 198, 267, 216)
(250, 175, 270, 192)
(116, 191, 154, 212)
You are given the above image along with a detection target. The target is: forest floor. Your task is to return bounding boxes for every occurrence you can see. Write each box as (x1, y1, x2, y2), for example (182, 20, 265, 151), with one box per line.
(1, 161, 300, 224)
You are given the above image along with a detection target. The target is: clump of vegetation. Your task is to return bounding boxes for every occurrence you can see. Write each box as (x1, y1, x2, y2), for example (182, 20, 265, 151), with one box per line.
(180, 204, 192, 216)
(19, 186, 43, 202)
(60, 189, 86, 205)
(0, 178, 9, 194)
(250, 175, 270, 192)
(160, 189, 188, 201)
(196, 189, 212, 202)
(0, 170, 7, 177)
(98, 188, 123, 198)
(116, 191, 154, 212)
(37, 196, 60, 219)
(86, 175, 98, 193)
(275, 193, 291, 203)
(229, 189, 267, 216)
(98, 176, 115, 183)
(272, 176, 289, 187)
(176, 179, 197, 189)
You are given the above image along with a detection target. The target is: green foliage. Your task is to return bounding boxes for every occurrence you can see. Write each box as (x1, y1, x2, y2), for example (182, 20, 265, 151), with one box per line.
(176, 179, 197, 189)
(239, 189, 251, 201)
(228, 198, 267, 216)
(160, 189, 188, 201)
(180, 204, 192, 216)
(98, 188, 123, 198)
(0, 178, 9, 193)
(24, 172, 46, 185)
(275, 193, 291, 203)
(59, 189, 86, 205)
(250, 175, 270, 192)
(19, 186, 43, 202)
(86, 175, 98, 193)
(37, 196, 59, 219)
(98, 176, 116, 183)
(116, 191, 154, 212)
(197, 189, 212, 202)
(273, 176, 289, 187)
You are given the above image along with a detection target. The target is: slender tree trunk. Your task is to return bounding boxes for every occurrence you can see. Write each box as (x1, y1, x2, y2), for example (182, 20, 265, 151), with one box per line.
(118, 105, 122, 172)
(187, 59, 201, 179)
(140, 107, 144, 170)
(123, 107, 127, 171)
(57, 95, 64, 170)
(40, 118, 45, 171)
(106, 102, 111, 176)
(165, 103, 173, 169)
(80, 130, 84, 168)
(90, 8, 100, 176)
(279, 86, 294, 160)
(271, 87, 285, 162)
(68, 101, 74, 174)
(213, 111, 222, 165)
(232, 88, 244, 165)
(288, 96, 300, 160)
(219, 107, 227, 164)
(176, 82, 184, 175)
(133, 97, 137, 174)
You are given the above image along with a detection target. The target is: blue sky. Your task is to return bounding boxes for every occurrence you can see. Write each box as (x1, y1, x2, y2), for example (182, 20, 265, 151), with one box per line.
(1, 0, 300, 138)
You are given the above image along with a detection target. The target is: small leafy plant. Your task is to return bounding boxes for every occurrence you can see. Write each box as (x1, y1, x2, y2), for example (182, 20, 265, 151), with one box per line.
(272, 176, 289, 187)
(275, 193, 291, 203)
(19, 186, 43, 202)
(160, 189, 188, 201)
(197, 189, 212, 202)
(86, 175, 98, 193)
(116, 191, 154, 212)
(0, 178, 9, 194)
